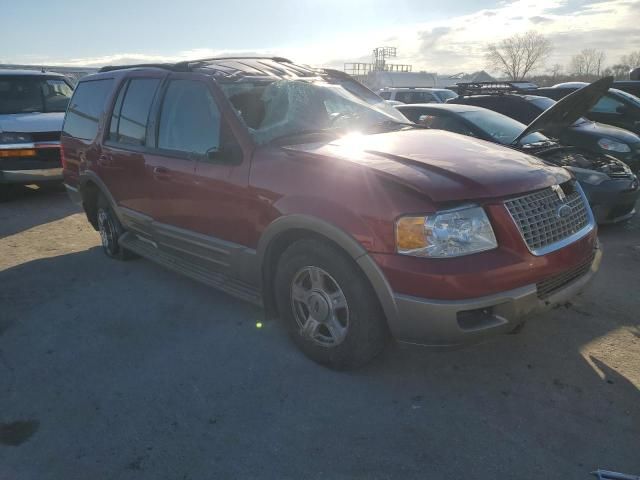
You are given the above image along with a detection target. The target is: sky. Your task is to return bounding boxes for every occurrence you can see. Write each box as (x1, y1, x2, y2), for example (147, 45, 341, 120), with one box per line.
(2, 0, 639, 74)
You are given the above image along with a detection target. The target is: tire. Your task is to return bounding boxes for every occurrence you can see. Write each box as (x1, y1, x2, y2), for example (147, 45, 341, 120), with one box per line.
(274, 238, 389, 370)
(96, 194, 136, 261)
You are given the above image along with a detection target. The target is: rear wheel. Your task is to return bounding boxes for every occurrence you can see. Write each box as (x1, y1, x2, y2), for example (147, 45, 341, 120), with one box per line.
(274, 239, 388, 369)
(96, 195, 135, 260)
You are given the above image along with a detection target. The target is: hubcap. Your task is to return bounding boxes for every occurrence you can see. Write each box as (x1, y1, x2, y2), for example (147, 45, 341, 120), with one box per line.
(290, 266, 349, 347)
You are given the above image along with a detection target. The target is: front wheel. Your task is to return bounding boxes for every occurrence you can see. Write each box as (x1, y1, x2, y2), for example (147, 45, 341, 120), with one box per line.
(274, 239, 389, 369)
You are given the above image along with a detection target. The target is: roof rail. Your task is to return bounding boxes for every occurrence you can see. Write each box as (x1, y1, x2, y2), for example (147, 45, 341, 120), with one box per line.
(97, 63, 190, 73)
(456, 81, 538, 96)
(97, 57, 295, 74)
(186, 56, 293, 67)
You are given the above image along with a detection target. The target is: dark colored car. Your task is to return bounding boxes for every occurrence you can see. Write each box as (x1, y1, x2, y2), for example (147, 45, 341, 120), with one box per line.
(61, 57, 600, 369)
(0, 69, 74, 197)
(396, 102, 639, 223)
(535, 82, 640, 137)
(612, 81, 640, 98)
(450, 81, 640, 172)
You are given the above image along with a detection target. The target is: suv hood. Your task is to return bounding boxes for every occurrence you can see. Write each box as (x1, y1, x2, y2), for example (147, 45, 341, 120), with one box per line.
(0, 112, 65, 133)
(286, 129, 570, 202)
(514, 76, 614, 144)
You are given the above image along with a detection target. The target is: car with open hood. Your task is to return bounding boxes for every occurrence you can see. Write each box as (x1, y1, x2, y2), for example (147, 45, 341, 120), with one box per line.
(0, 69, 74, 197)
(534, 82, 640, 141)
(397, 78, 639, 223)
(450, 80, 640, 173)
(61, 57, 601, 369)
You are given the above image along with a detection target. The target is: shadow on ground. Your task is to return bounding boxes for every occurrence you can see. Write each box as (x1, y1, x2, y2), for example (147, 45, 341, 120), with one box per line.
(0, 241, 638, 479)
(0, 184, 80, 238)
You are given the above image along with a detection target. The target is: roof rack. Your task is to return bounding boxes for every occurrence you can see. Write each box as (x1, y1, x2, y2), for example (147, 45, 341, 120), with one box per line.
(98, 63, 189, 73)
(98, 57, 294, 74)
(456, 81, 538, 96)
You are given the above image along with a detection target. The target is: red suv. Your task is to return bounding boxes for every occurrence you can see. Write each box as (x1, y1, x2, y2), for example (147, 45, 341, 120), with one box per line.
(62, 58, 601, 369)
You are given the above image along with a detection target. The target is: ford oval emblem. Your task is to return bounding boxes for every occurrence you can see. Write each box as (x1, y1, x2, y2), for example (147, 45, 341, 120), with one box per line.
(557, 204, 572, 219)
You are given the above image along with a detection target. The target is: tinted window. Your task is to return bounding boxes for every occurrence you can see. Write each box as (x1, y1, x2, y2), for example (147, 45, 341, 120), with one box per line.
(379, 92, 391, 100)
(434, 90, 457, 102)
(115, 78, 160, 146)
(0, 76, 73, 114)
(63, 79, 114, 140)
(459, 110, 548, 145)
(395, 91, 437, 104)
(108, 83, 126, 141)
(591, 94, 625, 114)
(158, 80, 220, 155)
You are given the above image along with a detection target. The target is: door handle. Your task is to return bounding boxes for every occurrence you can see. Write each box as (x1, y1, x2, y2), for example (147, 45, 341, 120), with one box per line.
(153, 166, 171, 180)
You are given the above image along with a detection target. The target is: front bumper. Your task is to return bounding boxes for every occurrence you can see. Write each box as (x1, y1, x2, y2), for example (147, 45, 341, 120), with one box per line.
(391, 247, 602, 346)
(0, 167, 63, 184)
(583, 177, 639, 224)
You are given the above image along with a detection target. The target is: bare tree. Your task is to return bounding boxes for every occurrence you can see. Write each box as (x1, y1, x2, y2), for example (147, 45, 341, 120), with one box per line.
(549, 63, 563, 78)
(606, 64, 633, 80)
(570, 49, 606, 77)
(485, 31, 553, 80)
(620, 51, 640, 69)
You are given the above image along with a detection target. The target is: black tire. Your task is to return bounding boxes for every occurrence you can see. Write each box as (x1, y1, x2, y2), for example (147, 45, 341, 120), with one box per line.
(96, 194, 136, 261)
(274, 238, 389, 370)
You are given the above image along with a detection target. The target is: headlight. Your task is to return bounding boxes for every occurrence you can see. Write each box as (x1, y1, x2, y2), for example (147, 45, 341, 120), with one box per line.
(0, 132, 33, 145)
(597, 138, 631, 153)
(396, 205, 497, 258)
(566, 166, 610, 185)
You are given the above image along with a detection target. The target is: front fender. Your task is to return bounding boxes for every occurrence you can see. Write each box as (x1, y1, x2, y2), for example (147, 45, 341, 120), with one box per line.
(256, 213, 400, 335)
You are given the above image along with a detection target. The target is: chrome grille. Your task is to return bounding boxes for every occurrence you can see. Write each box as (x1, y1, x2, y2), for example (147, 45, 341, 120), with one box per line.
(504, 182, 591, 254)
(536, 251, 595, 300)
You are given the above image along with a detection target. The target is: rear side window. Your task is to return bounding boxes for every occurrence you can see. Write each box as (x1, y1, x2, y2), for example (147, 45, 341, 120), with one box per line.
(109, 78, 160, 146)
(157, 80, 221, 155)
(63, 79, 114, 140)
(591, 94, 625, 114)
(379, 91, 391, 100)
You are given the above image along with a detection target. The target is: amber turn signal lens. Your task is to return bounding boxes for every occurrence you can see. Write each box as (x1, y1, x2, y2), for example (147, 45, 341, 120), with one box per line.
(396, 216, 428, 251)
(0, 149, 37, 158)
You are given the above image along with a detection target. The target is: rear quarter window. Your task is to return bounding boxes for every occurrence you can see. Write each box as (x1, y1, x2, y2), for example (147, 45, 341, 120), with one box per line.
(63, 79, 114, 141)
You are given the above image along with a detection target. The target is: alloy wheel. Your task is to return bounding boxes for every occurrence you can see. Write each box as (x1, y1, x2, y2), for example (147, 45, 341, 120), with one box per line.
(290, 266, 349, 347)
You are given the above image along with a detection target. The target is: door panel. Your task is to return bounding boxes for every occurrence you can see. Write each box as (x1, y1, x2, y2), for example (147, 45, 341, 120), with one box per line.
(144, 74, 253, 272)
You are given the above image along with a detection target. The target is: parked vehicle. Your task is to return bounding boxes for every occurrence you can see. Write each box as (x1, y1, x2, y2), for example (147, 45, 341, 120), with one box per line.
(0, 69, 74, 197)
(396, 102, 639, 224)
(450, 81, 640, 172)
(535, 82, 640, 137)
(612, 81, 640, 98)
(378, 87, 457, 104)
(62, 58, 601, 369)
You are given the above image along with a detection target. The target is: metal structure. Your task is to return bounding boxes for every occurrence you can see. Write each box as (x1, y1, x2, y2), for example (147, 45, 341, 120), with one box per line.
(344, 46, 412, 84)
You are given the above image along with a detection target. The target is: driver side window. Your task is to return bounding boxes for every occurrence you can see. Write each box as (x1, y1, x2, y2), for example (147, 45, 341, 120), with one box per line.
(157, 80, 221, 156)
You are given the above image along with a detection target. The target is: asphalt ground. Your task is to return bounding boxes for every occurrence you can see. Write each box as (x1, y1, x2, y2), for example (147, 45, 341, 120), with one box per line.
(1, 185, 638, 480)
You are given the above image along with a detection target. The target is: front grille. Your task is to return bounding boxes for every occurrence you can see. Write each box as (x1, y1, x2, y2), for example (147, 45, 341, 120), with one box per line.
(504, 182, 591, 254)
(536, 251, 595, 300)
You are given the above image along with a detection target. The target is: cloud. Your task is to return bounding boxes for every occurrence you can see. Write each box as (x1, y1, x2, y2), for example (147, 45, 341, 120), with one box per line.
(419, 27, 452, 51)
(530, 15, 553, 23)
(10, 0, 640, 76)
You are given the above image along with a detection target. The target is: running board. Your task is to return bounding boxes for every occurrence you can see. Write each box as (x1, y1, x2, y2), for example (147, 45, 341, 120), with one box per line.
(118, 232, 262, 307)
